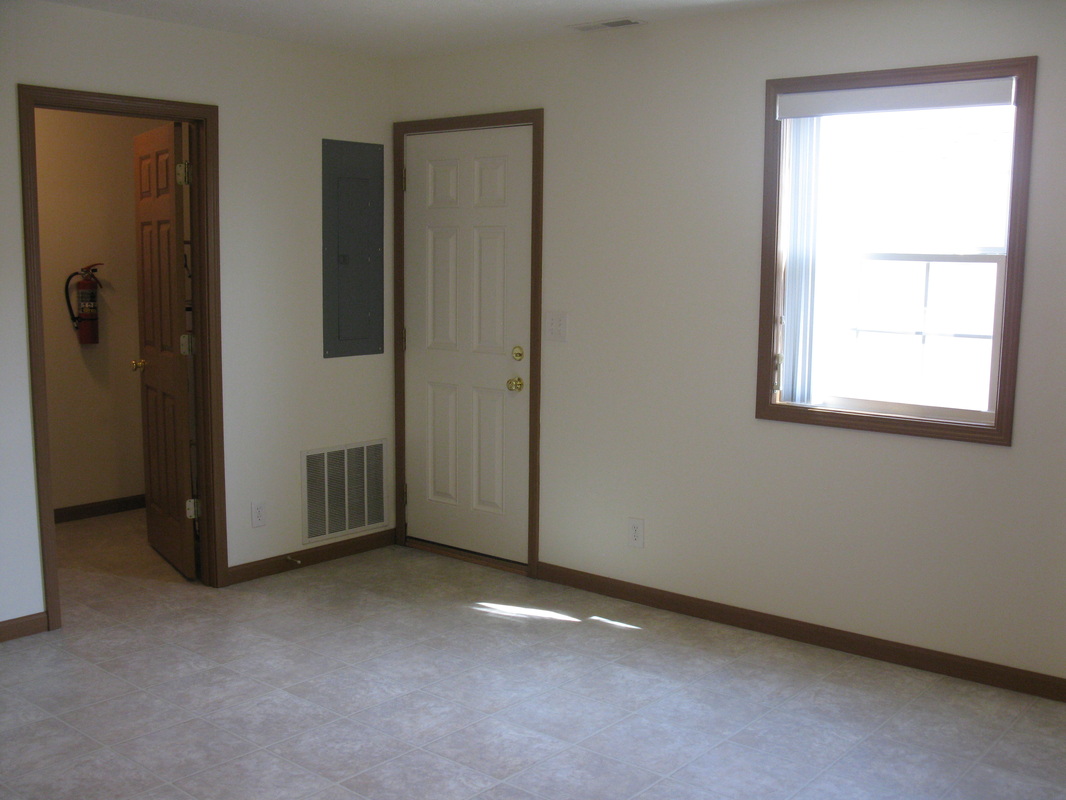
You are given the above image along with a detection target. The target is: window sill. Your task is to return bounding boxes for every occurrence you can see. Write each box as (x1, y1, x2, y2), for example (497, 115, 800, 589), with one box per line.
(755, 398, 1011, 445)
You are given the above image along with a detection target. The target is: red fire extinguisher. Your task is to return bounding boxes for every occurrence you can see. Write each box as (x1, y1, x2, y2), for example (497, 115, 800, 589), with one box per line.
(64, 263, 103, 345)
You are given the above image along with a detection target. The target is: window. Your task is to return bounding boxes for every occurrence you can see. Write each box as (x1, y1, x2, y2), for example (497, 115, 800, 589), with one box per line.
(756, 58, 1036, 444)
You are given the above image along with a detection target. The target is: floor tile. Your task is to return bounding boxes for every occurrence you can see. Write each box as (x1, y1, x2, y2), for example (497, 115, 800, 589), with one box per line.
(59, 690, 193, 743)
(672, 740, 819, 799)
(580, 714, 720, 774)
(342, 748, 497, 800)
(95, 644, 218, 688)
(130, 787, 198, 799)
(306, 787, 366, 800)
(60, 625, 161, 663)
(942, 762, 1066, 800)
(793, 732, 971, 800)
(354, 690, 484, 745)
(341, 607, 465, 641)
(204, 689, 339, 745)
(241, 604, 356, 643)
(696, 657, 826, 706)
(147, 667, 272, 715)
(112, 719, 256, 782)
(490, 644, 610, 685)
(0, 644, 89, 688)
(6, 749, 161, 800)
(0, 718, 102, 778)
(613, 642, 732, 683)
(285, 665, 409, 715)
(267, 717, 409, 781)
(223, 642, 347, 687)
(563, 662, 686, 711)
(426, 665, 550, 713)
(356, 643, 476, 687)
(776, 679, 910, 734)
(543, 619, 648, 660)
(496, 689, 630, 742)
(740, 636, 854, 674)
(728, 707, 863, 767)
(175, 749, 334, 800)
(1022, 696, 1066, 736)
(8, 661, 136, 714)
(638, 684, 770, 737)
(507, 746, 659, 800)
(427, 716, 569, 779)
(422, 626, 531, 661)
(819, 657, 937, 699)
(0, 689, 52, 732)
(304, 625, 412, 664)
(633, 778, 730, 799)
(981, 722, 1066, 788)
(156, 621, 290, 663)
(6, 516, 1060, 800)
(475, 787, 543, 800)
(56, 602, 118, 633)
(877, 690, 1020, 760)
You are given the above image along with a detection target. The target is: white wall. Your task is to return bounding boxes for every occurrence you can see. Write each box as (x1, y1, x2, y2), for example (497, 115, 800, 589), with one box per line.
(0, 0, 398, 625)
(393, 0, 1066, 678)
(36, 110, 161, 509)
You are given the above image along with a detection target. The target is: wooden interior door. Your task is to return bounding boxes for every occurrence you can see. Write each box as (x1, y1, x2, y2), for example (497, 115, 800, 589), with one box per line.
(403, 125, 533, 564)
(134, 123, 197, 579)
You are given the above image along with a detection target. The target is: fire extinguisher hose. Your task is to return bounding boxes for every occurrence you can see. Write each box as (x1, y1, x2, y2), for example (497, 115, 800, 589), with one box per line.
(64, 271, 81, 330)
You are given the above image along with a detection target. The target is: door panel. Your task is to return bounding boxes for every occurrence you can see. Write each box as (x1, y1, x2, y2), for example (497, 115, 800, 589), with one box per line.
(404, 126, 532, 564)
(135, 123, 196, 579)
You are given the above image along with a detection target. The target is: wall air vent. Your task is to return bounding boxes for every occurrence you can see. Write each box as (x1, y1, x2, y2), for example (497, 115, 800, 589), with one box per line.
(569, 18, 645, 33)
(302, 440, 386, 543)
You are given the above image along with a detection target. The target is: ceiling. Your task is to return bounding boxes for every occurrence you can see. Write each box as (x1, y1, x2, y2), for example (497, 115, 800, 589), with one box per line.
(41, 0, 807, 59)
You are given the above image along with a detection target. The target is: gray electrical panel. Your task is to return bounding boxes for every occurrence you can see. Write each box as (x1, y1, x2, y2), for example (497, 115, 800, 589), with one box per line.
(322, 139, 384, 358)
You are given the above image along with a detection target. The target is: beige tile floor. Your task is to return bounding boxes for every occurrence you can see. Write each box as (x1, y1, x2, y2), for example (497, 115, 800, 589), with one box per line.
(1, 509, 1064, 799)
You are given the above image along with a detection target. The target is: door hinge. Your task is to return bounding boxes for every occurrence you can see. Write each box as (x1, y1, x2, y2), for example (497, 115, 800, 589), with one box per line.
(185, 498, 201, 519)
(402, 484, 408, 506)
(180, 333, 195, 356)
(402, 328, 407, 351)
(402, 168, 408, 192)
(176, 161, 191, 186)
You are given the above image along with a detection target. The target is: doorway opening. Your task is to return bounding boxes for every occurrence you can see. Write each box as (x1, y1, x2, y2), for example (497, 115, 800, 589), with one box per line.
(18, 85, 227, 631)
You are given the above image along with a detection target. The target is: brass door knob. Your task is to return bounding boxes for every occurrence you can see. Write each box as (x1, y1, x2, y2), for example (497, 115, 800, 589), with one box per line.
(131, 359, 147, 372)
(506, 376, 524, 392)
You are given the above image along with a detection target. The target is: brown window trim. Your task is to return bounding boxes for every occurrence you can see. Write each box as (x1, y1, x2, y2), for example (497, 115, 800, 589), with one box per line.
(755, 57, 1037, 446)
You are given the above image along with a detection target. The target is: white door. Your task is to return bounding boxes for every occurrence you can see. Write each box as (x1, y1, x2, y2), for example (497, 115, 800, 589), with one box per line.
(404, 125, 533, 564)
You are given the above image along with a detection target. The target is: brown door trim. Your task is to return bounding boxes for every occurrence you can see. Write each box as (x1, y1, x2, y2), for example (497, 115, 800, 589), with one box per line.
(392, 109, 544, 577)
(17, 84, 228, 629)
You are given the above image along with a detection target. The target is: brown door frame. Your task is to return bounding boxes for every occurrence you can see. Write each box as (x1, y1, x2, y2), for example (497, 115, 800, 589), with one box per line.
(18, 84, 228, 629)
(392, 109, 544, 576)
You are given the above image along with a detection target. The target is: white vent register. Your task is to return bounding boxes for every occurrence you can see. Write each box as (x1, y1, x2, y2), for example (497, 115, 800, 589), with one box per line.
(302, 440, 387, 542)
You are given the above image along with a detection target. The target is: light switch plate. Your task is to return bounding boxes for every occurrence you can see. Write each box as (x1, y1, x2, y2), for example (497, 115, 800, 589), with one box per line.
(545, 311, 568, 342)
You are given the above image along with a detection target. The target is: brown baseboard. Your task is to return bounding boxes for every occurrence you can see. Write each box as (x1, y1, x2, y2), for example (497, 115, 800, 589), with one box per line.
(54, 494, 146, 523)
(0, 612, 49, 643)
(221, 529, 397, 586)
(538, 562, 1066, 703)
(406, 537, 529, 575)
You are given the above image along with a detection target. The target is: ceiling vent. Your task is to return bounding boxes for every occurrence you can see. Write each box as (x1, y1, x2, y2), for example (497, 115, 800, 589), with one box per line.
(569, 18, 645, 33)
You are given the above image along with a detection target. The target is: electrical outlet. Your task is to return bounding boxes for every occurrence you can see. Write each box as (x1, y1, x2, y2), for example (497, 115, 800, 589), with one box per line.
(627, 517, 644, 548)
(251, 501, 266, 528)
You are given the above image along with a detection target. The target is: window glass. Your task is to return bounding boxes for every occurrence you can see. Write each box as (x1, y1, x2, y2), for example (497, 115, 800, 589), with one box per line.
(757, 58, 1036, 444)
